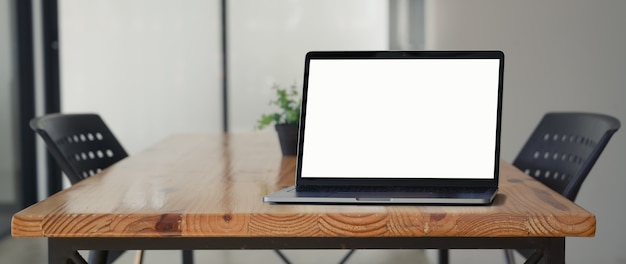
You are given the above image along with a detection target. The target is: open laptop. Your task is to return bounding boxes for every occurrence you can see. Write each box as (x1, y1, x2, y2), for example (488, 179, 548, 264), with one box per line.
(264, 50, 504, 205)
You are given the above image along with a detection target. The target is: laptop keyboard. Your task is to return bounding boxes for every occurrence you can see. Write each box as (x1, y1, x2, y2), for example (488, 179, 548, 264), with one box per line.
(296, 185, 482, 194)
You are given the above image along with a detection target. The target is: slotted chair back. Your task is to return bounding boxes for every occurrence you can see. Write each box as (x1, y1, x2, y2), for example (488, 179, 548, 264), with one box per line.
(30, 113, 128, 185)
(512, 112, 620, 200)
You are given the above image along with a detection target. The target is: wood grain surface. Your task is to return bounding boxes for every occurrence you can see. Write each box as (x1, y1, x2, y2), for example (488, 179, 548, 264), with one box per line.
(12, 134, 595, 239)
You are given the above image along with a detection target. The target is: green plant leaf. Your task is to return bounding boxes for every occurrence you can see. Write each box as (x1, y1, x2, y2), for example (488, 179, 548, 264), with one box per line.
(256, 83, 301, 129)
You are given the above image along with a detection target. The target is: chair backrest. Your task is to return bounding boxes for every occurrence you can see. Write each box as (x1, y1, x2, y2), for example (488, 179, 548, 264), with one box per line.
(513, 112, 620, 201)
(30, 113, 128, 185)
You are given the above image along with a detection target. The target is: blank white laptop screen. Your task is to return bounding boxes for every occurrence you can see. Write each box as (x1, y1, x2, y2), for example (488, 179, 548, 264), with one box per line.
(300, 58, 500, 179)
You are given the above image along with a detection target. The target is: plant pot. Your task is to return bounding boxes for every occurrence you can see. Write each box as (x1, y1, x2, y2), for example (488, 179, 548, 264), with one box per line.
(275, 124, 299, 156)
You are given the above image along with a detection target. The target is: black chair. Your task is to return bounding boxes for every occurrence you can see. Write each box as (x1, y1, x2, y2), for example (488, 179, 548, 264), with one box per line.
(30, 113, 194, 264)
(505, 112, 620, 263)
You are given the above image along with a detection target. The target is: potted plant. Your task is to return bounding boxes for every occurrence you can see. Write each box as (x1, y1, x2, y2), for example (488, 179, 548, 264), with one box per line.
(257, 83, 301, 156)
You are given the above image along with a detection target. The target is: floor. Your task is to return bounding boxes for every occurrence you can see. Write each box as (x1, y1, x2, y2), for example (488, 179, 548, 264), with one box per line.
(0, 236, 434, 263)
(0, 215, 11, 238)
(0, 203, 19, 238)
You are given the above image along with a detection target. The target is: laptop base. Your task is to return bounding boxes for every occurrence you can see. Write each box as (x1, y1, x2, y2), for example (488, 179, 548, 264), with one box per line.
(264, 186, 497, 205)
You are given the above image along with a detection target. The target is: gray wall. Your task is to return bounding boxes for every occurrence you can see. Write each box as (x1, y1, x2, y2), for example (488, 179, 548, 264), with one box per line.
(0, 0, 17, 203)
(425, 0, 626, 263)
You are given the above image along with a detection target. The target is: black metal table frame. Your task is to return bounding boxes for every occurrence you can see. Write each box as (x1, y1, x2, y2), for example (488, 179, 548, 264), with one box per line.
(48, 236, 564, 264)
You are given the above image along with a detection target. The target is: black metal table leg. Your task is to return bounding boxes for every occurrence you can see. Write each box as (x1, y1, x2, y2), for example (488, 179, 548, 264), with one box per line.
(49, 238, 87, 264)
(182, 250, 194, 264)
(438, 249, 449, 264)
(540, 238, 565, 264)
(87, 250, 108, 264)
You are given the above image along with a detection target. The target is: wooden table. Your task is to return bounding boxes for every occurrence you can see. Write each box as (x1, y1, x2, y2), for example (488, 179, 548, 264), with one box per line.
(12, 134, 596, 264)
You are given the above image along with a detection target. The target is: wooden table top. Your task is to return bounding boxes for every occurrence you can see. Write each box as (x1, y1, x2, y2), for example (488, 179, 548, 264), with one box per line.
(12, 134, 595, 239)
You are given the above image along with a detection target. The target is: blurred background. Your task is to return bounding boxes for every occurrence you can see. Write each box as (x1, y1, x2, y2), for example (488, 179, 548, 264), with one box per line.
(1, 0, 624, 263)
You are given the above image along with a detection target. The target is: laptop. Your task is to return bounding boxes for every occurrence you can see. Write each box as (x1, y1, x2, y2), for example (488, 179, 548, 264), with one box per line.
(263, 50, 504, 205)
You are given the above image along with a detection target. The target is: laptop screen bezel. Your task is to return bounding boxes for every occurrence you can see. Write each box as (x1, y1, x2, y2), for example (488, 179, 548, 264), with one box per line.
(295, 50, 504, 188)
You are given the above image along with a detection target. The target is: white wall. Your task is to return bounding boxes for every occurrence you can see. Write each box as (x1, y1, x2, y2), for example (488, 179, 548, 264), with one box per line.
(425, 0, 626, 263)
(59, 0, 222, 154)
(228, 0, 388, 132)
(59, 0, 388, 154)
